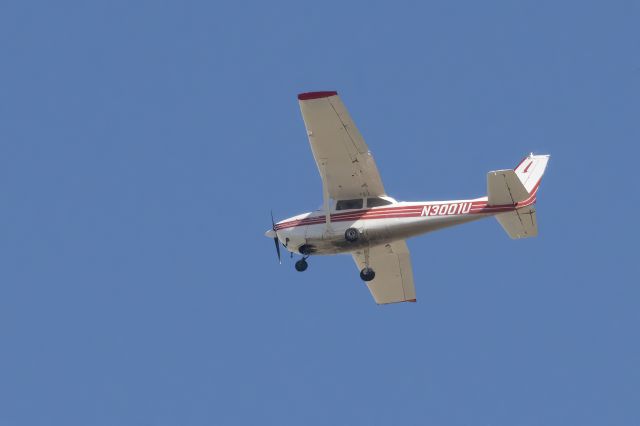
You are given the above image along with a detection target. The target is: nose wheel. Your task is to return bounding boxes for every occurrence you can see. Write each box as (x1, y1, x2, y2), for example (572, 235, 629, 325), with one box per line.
(295, 258, 308, 272)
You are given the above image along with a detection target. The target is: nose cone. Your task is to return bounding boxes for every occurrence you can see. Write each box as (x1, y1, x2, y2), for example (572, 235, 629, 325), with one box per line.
(265, 229, 276, 238)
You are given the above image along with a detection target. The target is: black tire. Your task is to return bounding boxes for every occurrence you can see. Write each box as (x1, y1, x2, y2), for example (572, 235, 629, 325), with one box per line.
(295, 259, 308, 272)
(360, 267, 375, 282)
(345, 228, 359, 242)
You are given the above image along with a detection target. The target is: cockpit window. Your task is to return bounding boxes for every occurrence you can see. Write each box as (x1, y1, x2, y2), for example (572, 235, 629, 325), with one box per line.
(367, 197, 393, 208)
(336, 199, 363, 210)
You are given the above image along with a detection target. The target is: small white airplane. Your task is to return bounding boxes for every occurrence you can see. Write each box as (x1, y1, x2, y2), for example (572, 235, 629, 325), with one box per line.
(266, 91, 550, 305)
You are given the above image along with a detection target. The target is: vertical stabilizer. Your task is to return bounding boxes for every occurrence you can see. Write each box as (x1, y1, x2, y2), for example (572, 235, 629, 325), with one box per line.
(514, 154, 550, 193)
(490, 153, 550, 239)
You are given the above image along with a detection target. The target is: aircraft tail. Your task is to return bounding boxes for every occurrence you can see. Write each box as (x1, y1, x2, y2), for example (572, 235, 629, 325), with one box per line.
(487, 154, 550, 239)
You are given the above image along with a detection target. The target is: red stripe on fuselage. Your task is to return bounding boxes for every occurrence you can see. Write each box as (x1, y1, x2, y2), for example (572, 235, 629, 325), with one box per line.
(275, 178, 543, 231)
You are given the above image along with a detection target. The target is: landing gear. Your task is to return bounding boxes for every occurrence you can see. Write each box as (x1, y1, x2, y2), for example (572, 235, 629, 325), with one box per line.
(345, 227, 359, 242)
(295, 258, 308, 272)
(298, 244, 314, 255)
(359, 247, 375, 281)
(295, 244, 313, 272)
(360, 267, 375, 281)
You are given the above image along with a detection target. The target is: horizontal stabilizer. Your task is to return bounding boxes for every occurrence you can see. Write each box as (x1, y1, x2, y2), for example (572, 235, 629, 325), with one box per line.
(496, 206, 538, 239)
(487, 170, 528, 205)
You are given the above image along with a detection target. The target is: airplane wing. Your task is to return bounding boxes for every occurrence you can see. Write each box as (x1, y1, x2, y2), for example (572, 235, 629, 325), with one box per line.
(352, 240, 416, 305)
(298, 91, 386, 200)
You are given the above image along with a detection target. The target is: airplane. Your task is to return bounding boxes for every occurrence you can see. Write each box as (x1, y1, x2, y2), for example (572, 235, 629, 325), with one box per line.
(265, 91, 550, 305)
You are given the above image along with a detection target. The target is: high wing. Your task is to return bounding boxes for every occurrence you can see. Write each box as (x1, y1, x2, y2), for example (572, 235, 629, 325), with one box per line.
(352, 240, 416, 305)
(298, 91, 386, 200)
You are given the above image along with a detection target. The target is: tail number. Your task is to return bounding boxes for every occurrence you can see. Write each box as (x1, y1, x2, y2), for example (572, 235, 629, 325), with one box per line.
(421, 202, 472, 217)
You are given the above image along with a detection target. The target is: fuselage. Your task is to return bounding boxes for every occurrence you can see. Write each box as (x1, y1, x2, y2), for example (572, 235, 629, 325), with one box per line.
(269, 195, 529, 256)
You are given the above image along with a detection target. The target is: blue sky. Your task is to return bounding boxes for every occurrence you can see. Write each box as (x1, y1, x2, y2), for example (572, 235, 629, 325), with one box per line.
(1, 0, 639, 425)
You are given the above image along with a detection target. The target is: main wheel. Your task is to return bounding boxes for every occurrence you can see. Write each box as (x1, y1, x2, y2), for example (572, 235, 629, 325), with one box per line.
(295, 259, 308, 272)
(345, 228, 359, 242)
(360, 267, 375, 282)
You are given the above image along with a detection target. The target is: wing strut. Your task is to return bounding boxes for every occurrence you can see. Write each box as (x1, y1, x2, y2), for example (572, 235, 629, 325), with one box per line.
(320, 159, 331, 228)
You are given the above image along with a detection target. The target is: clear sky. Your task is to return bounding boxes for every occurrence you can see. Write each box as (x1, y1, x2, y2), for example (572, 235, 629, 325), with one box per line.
(1, 1, 638, 425)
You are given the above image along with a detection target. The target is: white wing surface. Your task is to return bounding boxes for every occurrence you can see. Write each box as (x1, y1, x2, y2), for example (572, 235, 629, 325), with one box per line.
(352, 241, 416, 305)
(298, 91, 386, 200)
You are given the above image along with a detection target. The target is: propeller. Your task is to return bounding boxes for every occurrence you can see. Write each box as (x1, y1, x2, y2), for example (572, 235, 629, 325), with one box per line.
(271, 211, 281, 264)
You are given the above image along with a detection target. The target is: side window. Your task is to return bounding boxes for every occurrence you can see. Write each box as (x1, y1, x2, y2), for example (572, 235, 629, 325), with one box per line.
(336, 199, 363, 210)
(367, 197, 393, 208)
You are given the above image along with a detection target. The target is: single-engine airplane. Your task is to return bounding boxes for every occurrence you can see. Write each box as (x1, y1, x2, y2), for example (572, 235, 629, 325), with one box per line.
(266, 91, 550, 305)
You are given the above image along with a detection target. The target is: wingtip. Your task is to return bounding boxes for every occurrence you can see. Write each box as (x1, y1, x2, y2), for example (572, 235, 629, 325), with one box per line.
(376, 298, 417, 305)
(297, 91, 338, 101)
